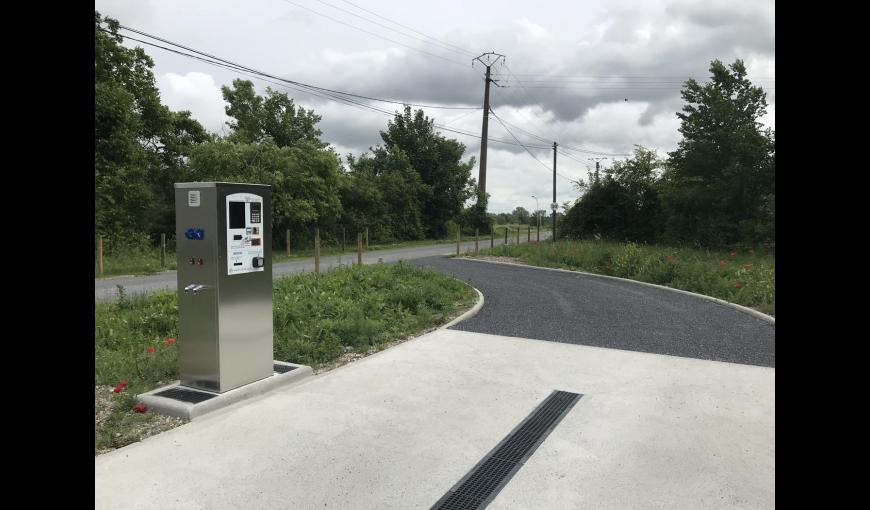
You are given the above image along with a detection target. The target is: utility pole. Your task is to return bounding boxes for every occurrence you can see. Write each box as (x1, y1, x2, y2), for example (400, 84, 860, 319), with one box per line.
(552, 142, 557, 242)
(473, 52, 505, 197)
(588, 157, 608, 176)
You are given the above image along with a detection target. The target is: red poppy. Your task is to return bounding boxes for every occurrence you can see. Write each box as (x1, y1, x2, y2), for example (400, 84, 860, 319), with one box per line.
(733, 282, 743, 289)
(730, 251, 737, 257)
(666, 255, 674, 262)
(163, 337, 177, 346)
(113, 380, 129, 393)
(719, 260, 727, 268)
(147, 346, 156, 353)
(132, 403, 147, 413)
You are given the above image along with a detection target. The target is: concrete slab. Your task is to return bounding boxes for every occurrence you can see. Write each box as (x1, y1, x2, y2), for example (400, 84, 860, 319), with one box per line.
(136, 361, 313, 420)
(96, 330, 774, 510)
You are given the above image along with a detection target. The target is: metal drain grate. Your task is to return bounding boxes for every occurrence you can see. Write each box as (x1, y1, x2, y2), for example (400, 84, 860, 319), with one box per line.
(273, 364, 297, 374)
(431, 390, 582, 510)
(153, 387, 218, 403)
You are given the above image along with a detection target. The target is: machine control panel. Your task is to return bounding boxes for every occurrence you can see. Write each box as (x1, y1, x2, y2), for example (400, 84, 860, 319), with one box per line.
(226, 193, 265, 275)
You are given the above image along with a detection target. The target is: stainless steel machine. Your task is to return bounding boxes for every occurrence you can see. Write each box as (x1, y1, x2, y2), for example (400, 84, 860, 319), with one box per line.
(174, 182, 273, 393)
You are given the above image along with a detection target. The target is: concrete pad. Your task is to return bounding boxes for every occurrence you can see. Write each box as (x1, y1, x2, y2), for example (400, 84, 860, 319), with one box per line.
(136, 361, 313, 420)
(96, 330, 774, 510)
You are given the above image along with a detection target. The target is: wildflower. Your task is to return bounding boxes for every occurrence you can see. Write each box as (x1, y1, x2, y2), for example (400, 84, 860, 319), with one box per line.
(113, 380, 128, 393)
(666, 255, 674, 262)
(132, 403, 147, 413)
(719, 260, 727, 268)
(733, 282, 743, 289)
(147, 346, 156, 353)
(730, 250, 737, 257)
(163, 337, 177, 346)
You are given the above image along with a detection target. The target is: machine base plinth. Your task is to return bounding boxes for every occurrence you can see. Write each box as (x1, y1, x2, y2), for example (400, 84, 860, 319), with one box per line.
(137, 361, 313, 420)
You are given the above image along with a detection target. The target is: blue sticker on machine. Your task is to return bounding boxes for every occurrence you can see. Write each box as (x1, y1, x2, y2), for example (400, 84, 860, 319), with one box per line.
(185, 228, 205, 240)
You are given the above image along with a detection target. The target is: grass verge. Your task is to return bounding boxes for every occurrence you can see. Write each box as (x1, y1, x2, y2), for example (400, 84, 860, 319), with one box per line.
(471, 240, 774, 316)
(95, 262, 476, 455)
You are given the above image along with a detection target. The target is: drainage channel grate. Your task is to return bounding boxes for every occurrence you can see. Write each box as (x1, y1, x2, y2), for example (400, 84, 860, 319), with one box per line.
(273, 364, 297, 374)
(431, 390, 582, 510)
(153, 387, 218, 404)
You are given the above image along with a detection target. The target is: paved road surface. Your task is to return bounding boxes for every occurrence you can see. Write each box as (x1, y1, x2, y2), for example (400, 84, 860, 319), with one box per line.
(413, 257, 775, 367)
(95, 233, 549, 301)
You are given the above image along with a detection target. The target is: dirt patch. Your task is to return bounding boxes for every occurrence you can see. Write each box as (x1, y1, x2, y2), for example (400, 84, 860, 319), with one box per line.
(95, 385, 185, 456)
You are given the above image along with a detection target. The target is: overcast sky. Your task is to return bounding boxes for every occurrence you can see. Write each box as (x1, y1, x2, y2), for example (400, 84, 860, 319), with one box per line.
(96, 0, 775, 213)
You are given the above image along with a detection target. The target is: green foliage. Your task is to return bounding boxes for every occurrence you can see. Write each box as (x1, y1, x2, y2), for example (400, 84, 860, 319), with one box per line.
(561, 146, 663, 243)
(272, 262, 475, 364)
(342, 145, 429, 241)
(222, 79, 326, 148)
(381, 106, 476, 238)
(186, 139, 344, 247)
(95, 265, 474, 389)
(478, 240, 774, 315)
(512, 207, 531, 225)
(94, 12, 208, 243)
(661, 59, 775, 247)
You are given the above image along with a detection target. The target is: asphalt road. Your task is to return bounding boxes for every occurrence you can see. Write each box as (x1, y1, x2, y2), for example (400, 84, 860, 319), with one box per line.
(94, 232, 549, 301)
(412, 257, 775, 367)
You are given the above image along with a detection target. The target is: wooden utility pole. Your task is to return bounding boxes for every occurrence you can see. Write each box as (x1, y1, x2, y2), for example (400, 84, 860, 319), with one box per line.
(475, 229, 479, 255)
(552, 141, 558, 242)
(357, 233, 362, 266)
(365, 227, 369, 249)
(286, 229, 291, 256)
(473, 52, 505, 197)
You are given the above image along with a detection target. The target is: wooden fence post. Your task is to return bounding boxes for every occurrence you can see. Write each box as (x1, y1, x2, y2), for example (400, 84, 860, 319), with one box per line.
(475, 229, 479, 255)
(365, 227, 369, 249)
(314, 228, 320, 274)
(357, 233, 363, 266)
(160, 233, 166, 268)
(98, 236, 104, 276)
(286, 229, 291, 257)
(456, 226, 461, 256)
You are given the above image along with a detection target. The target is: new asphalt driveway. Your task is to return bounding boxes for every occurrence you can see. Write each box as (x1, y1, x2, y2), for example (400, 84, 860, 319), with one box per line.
(413, 257, 775, 367)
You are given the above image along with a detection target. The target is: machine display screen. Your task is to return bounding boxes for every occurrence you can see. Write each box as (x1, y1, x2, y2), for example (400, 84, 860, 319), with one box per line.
(229, 201, 246, 229)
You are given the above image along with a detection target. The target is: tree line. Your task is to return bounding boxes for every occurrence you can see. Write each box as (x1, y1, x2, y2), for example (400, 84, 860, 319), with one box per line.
(96, 12, 774, 253)
(560, 60, 775, 249)
(96, 12, 484, 253)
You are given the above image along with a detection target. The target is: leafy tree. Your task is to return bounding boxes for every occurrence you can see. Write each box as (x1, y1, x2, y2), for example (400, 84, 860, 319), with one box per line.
(221, 79, 325, 148)
(561, 146, 663, 242)
(512, 207, 531, 225)
(380, 106, 476, 238)
(661, 59, 775, 247)
(186, 140, 344, 247)
(343, 146, 429, 241)
(95, 12, 208, 246)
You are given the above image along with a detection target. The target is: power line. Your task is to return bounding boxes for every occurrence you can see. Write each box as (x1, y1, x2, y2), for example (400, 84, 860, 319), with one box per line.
(278, 0, 469, 68)
(490, 109, 578, 182)
(309, 0, 474, 57)
(109, 27, 553, 151)
(118, 25, 479, 110)
(338, 0, 475, 56)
